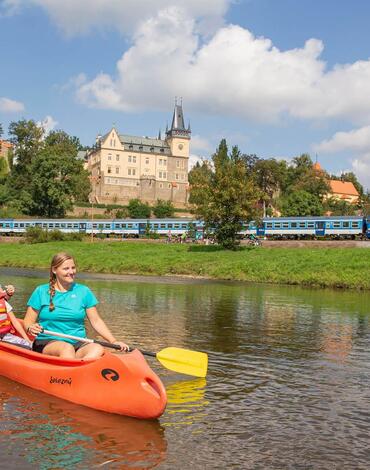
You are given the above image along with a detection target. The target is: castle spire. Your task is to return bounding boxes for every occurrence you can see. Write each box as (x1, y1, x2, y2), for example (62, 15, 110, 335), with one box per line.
(166, 99, 191, 139)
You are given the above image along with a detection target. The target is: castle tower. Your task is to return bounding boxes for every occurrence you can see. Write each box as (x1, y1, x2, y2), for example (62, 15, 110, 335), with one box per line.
(166, 100, 191, 158)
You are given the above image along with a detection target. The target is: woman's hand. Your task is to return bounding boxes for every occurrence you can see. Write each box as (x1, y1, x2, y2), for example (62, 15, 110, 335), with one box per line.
(113, 341, 130, 352)
(27, 323, 43, 336)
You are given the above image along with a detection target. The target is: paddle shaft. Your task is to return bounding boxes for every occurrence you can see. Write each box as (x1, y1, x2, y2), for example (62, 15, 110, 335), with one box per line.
(42, 329, 121, 350)
(42, 329, 156, 357)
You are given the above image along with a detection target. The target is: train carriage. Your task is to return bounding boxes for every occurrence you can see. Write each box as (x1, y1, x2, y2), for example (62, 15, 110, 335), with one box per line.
(255, 216, 365, 239)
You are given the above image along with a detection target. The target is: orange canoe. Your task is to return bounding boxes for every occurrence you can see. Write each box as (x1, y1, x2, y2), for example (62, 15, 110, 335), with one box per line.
(0, 341, 167, 419)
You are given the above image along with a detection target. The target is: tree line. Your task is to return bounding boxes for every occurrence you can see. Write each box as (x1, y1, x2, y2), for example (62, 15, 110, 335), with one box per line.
(189, 139, 369, 248)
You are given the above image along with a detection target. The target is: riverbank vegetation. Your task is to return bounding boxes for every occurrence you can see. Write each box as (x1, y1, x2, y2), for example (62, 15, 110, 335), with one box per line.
(0, 241, 368, 290)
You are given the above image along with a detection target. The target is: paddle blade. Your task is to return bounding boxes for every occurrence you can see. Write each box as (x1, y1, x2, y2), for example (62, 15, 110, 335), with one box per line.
(156, 347, 208, 378)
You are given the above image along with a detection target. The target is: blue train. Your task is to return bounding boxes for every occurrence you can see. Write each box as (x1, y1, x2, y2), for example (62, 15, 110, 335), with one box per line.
(0, 215, 368, 239)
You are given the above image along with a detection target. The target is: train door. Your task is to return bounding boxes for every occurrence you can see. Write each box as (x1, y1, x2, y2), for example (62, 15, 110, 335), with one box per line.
(315, 221, 325, 236)
(138, 223, 147, 236)
(256, 222, 265, 236)
(79, 223, 86, 233)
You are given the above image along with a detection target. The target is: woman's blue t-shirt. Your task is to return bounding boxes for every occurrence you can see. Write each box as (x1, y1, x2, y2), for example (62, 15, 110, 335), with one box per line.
(27, 283, 98, 343)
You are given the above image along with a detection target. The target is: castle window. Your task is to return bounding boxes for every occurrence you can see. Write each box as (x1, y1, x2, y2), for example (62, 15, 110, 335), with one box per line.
(116, 155, 120, 161)
(139, 146, 143, 150)
(108, 167, 112, 174)
(150, 147, 154, 152)
(168, 183, 171, 189)
(145, 157, 149, 165)
(115, 167, 119, 174)
(159, 183, 163, 188)
(108, 154, 112, 161)
(175, 173, 179, 180)
(160, 148, 164, 153)
(129, 144, 133, 149)
(176, 160, 180, 168)
(163, 159, 167, 166)
(132, 156, 137, 163)
(128, 155, 132, 162)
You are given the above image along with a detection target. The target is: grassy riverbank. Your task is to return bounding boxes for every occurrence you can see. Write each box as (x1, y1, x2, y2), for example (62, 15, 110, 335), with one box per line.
(0, 241, 368, 290)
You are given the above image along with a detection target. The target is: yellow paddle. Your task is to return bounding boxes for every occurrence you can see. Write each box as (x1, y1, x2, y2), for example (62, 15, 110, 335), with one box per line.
(41, 329, 208, 378)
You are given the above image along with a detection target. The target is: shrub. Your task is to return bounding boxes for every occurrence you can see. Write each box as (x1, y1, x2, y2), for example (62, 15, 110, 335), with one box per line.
(152, 199, 175, 218)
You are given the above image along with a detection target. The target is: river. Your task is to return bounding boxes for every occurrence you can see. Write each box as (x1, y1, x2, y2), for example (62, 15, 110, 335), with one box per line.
(0, 268, 369, 469)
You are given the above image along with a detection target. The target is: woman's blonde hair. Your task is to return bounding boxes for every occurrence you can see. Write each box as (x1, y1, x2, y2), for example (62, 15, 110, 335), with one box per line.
(49, 252, 75, 311)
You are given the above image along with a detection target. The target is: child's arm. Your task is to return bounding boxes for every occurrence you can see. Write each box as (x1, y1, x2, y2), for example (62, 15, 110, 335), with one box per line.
(8, 311, 30, 342)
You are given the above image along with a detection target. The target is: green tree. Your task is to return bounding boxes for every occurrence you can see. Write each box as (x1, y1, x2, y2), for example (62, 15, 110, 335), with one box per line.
(7, 119, 44, 203)
(189, 139, 259, 249)
(152, 199, 175, 218)
(323, 198, 357, 216)
(253, 158, 287, 216)
(29, 130, 91, 217)
(281, 190, 323, 216)
(127, 198, 151, 218)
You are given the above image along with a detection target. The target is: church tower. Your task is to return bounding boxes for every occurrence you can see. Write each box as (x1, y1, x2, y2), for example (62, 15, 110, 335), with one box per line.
(166, 99, 191, 158)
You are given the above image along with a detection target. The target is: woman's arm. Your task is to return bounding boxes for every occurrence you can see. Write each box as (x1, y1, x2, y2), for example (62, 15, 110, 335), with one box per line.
(86, 306, 129, 351)
(23, 306, 42, 336)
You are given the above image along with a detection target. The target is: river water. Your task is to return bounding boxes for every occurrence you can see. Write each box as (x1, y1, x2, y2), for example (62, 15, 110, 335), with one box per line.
(0, 268, 369, 469)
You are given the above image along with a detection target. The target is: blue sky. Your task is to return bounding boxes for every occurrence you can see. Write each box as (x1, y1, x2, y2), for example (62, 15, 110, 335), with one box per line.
(1, 0, 370, 190)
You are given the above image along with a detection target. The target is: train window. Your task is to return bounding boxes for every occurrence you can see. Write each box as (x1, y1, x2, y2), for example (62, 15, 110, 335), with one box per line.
(343, 222, 350, 228)
(352, 222, 360, 228)
(326, 222, 330, 228)
(153, 224, 159, 229)
(282, 223, 289, 228)
(104, 224, 110, 229)
(168, 224, 173, 229)
(20, 223, 24, 228)
(181, 224, 187, 229)
(42, 223, 48, 228)
(67, 224, 72, 228)
(307, 222, 314, 228)
(92, 224, 98, 228)
(54, 223, 60, 228)
(274, 223, 281, 228)
(174, 224, 180, 228)
(291, 222, 297, 228)
(36, 223, 42, 227)
(266, 223, 273, 229)
(160, 224, 166, 228)
(14, 223, 19, 228)
(128, 224, 133, 228)
(61, 224, 66, 228)
(73, 224, 78, 228)
(333, 222, 340, 228)
(299, 222, 306, 228)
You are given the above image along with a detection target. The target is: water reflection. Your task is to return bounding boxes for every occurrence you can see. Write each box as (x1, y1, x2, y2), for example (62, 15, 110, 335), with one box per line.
(0, 377, 167, 469)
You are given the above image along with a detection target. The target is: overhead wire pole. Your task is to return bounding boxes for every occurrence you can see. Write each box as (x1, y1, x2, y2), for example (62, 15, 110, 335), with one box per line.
(89, 175, 97, 243)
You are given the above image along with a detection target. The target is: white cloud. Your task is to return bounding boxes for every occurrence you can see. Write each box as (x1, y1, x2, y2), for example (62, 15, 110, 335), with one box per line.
(38, 115, 58, 134)
(315, 126, 370, 189)
(352, 154, 370, 190)
(1, 0, 229, 36)
(74, 8, 370, 126)
(314, 126, 370, 153)
(0, 97, 25, 113)
(190, 135, 213, 155)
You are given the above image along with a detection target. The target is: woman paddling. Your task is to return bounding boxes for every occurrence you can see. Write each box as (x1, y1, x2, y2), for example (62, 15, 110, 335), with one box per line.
(24, 252, 128, 359)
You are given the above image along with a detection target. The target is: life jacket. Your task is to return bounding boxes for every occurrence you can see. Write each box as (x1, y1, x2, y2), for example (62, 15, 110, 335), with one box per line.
(0, 295, 12, 335)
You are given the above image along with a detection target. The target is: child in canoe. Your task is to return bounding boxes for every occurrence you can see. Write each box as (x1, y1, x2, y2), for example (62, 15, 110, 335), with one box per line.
(0, 284, 32, 348)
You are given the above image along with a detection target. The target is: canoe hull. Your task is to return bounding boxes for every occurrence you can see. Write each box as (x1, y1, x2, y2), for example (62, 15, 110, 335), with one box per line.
(0, 342, 167, 419)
